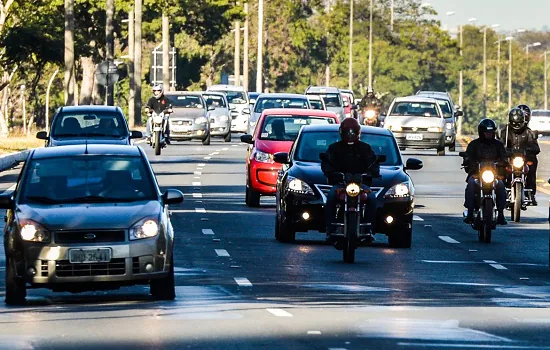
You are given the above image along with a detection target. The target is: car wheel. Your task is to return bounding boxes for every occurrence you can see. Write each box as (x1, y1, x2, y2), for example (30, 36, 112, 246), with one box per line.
(150, 257, 176, 301)
(388, 224, 412, 248)
(449, 141, 456, 152)
(224, 132, 232, 142)
(436, 147, 445, 156)
(399, 147, 406, 151)
(202, 133, 211, 146)
(245, 184, 261, 207)
(5, 258, 26, 305)
(279, 215, 296, 243)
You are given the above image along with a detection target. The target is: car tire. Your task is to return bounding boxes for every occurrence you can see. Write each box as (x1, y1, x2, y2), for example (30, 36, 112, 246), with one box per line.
(279, 215, 296, 243)
(202, 133, 211, 146)
(224, 132, 232, 142)
(5, 258, 26, 305)
(449, 141, 456, 152)
(399, 147, 406, 151)
(388, 224, 412, 248)
(150, 257, 176, 300)
(245, 184, 261, 207)
(437, 147, 445, 156)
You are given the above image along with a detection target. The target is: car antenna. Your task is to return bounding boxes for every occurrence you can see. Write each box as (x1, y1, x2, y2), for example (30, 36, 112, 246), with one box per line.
(85, 138, 89, 154)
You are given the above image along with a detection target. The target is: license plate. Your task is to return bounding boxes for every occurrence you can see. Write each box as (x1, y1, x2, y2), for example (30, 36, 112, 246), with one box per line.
(172, 125, 189, 132)
(69, 248, 112, 263)
(406, 134, 423, 141)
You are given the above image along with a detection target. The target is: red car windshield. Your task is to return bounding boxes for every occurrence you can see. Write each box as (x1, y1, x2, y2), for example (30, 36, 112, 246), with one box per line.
(258, 115, 335, 141)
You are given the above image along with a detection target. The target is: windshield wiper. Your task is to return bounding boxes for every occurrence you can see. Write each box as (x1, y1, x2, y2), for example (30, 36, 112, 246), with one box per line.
(53, 133, 81, 137)
(65, 195, 140, 203)
(25, 196, 59, 204)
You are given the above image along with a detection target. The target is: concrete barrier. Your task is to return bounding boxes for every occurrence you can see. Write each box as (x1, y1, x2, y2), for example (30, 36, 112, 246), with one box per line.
(0, 150, 30, 172)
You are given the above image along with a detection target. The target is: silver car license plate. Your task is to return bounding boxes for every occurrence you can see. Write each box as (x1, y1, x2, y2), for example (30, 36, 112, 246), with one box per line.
(406, 134, 423, 141)
(69, 248, 112, 263)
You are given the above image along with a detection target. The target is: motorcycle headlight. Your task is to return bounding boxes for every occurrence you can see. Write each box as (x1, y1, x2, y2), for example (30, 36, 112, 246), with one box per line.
(19, 219, 50, 243)
(287, 176, 314, 195)
(130, 217, 159, 240)
(365, 110, 376, 118)
(428, 126, 442, 133)
(445, 123, 452, 130)
(195, 117, 208, 124)
(253, 150, 273, 163)
(481, 170, 495, 184)
(346, 183, 361, 197)
(153, 115, 164, 124)
(512, 157, 524, 169)
(219, 115, 229, 122)
(384, 182, 411, 198)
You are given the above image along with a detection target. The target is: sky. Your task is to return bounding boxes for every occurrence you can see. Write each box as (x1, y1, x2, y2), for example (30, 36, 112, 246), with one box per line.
(430, 0, 550, 33)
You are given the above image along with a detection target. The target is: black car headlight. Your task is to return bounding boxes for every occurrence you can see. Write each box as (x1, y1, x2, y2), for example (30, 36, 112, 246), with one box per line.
(286, 176, 314, 195)
(19, 219, 50, 243)
(384, 182, 411, 198)
(130, 217, 159, 240)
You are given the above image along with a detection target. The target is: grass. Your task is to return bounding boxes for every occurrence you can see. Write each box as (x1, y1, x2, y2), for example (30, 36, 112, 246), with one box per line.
(0, 134, 44, 154)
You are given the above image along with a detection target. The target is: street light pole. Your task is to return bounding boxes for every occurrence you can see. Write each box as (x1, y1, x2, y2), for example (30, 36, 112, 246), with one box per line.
(256, 0, 263, 92)
(390, 0, 394, 32)
(243, 2, 249, 91)
(234, 20, 241, 86)
(348, 0, 353, 90)
(507, 36, 513, 109)
(496, 38, 501, 105)
(543, 51, 549, 110)
(483, 27, 487, 116)
(368, 0, 373, 88)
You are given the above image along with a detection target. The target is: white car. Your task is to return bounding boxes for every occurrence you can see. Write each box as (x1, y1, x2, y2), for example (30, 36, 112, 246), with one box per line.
(529, 110, 550, 136)
(206, 84, 251, 133)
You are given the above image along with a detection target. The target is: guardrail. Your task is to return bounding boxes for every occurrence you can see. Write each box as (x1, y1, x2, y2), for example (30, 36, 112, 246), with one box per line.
(0, 150, 30, 172)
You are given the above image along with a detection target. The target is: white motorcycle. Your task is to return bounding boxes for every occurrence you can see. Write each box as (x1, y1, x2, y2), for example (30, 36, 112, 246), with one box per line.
(148, 109, 171, 155)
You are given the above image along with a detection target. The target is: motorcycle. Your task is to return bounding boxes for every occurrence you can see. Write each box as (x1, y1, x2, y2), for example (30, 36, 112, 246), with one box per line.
(362, 108, 380, 127)
(460, 152, 499, 243)
(148, 109, 171, 156)
(505, 149, 531, 222)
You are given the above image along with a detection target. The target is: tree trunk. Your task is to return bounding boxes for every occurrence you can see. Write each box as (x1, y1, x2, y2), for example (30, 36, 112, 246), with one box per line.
(64, 0, 75, 105)
(79, 57, 96, 105)
(133, 0, 143, 126)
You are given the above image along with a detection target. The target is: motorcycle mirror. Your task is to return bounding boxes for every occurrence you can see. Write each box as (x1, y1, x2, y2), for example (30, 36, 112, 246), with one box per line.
(130, 130, 143, 139)
(458, 151, 467, 158)
(547, 178, 550, 185)
(319, 152, 329, 161)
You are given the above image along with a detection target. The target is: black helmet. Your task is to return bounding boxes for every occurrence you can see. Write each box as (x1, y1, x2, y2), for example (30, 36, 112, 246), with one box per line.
(339, 117, 361, 144)
(478, 118, 497, 140)
(508, 108, 525, 131)
(517, 104, 531, 123)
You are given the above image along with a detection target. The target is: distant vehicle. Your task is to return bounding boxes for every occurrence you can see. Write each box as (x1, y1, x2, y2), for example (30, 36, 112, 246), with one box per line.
(201, 91, 232, 142)
(249, 93, 311, 134)
(305, 86, 345, 122)
(0, 144, 184, 304)
(207, 84, 251, 133)
(529, 110, 550, 136)
(416, 91, 463, 151)
(248, 92, 260, 107)
(342, 95, 352, 119)
(273, 124, 423, 246)
(164, 92, 213, 145)
(384, 96, 448, 156)
(240, 108, 339, 207)
(307, 95, 326, 111)
(37, 106, 142, 147)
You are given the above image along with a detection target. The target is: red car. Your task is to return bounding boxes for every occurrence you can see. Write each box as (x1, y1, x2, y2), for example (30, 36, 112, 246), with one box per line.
(342, 95, 352, 119)
(241, 108, 339, 207)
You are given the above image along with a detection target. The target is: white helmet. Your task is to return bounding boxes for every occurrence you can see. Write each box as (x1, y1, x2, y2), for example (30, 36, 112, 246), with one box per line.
(152, 84, 163, 94)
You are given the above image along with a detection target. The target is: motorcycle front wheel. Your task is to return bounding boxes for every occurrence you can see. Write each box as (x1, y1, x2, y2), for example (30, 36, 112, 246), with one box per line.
(343, 211, 358, 263)
(478, 199, 492, 243)
(154, 131, 161, 155)
(512, 182, 523, 222)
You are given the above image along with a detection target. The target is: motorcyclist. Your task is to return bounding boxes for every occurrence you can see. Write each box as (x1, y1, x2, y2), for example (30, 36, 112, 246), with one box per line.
(321, 118, 380, 240)
(463, 118, 508, 225)
(145, 84, 172, 144)
(359, 86, 383, 125)
(499, 107, 540, 205)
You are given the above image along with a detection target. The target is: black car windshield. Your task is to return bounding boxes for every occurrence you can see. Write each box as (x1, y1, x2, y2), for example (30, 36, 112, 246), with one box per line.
(51, 111, 128, 138)
(169, 95, 204, 108)
(390, 102, 440, 117)
(308, 93, 341, 107)
(254, 97, 309, 113)
(294, 131, 401, 166)
(224, 91, 247, 104)
(259, 116, 335, 141)
(20, 155, 156, 204)
(202, 94, 227, 108)
(532, 110, 550, 117)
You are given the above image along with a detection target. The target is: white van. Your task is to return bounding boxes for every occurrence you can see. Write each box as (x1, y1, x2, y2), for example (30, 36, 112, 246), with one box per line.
(530, 109, 550, 136)
(207, 85, 251, 133)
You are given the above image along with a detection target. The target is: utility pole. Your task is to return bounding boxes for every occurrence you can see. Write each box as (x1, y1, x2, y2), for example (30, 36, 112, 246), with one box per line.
(128, 9, 135, 127)
(134, 0, 143, 126)
(325, 0, 331, 86)
(256, 0, 263, 92)
(64, 0, 75, 105)
(508, 37, 513, 109)
(348, 0, 353, 90)
(544, 51, 548, 110)
(390, 0, 394, 32)
(20, 85, 26, 134)
(105, 0, 115, 105)
(482, 27, 487, 116)
(368, 0, 373, 88)
(234, 20, 241, 86)
(458, 25, 463, 136)
(162, 12, 170, 92)
(496, 38, 501, 105)
(243, 2, 249, 91)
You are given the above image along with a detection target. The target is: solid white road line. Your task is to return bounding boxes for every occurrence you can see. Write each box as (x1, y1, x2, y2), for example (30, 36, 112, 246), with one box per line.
(212, 152, 219, 155)
(266, 309, 293, 317)
(397, 344, 550, 349)
(307, 331, 322, 335)
(204, 156, 212, 159)
(234, 277, 253, 287)
(202, 229, 214, 235)
(490, 264, 508, 270)
(195, 208, 206, 213)
(194, 171, 202, 175)
(438, 236, 460, 244)
(198, 163, 206, 166)
(192, 193, 203, 198)
(192, 182, 201, 186)
(328, 348, 348, 350)
(483, 260, 497, 264)
(413, 215, 424, 221)
(215, 249, 230, 257)
(222, 148, 228, 151)
(194, 176, 200, 179)
(1, 184, 16, 195)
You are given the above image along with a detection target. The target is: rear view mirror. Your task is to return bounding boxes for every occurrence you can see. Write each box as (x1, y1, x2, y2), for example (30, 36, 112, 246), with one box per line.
(163, 189, 184, 205)
(319, 152, 329, 162)
(130, 130, 143, 139)
(207, 106, 215, 111)
(458, 151, 467, 158)
(455, 110, 464, 117)
(36, 131, 48, 140)
(0, 194, 14, 209)
(377, 155, 387, 163)
(405, 158, 423, 170)
(273, 152, 290, 164)
(240, 134, 254, 144)
(242, 108, 251, 114)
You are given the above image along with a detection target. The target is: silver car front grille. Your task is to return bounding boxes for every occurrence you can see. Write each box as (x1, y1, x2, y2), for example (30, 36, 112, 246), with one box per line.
(55, 258, 126, 277)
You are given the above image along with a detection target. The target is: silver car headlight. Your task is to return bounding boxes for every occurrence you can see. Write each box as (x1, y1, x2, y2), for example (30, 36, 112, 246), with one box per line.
(428, 126, 442, 133)
(195, 117, 208, 124)
(446, 123, 453, 130)
(130, 217, 159, 240)
(19, 219, 50, 243)
(254, 150, 273, 163)
(286, 176, 314, 195)
(384, 182, 411, 198)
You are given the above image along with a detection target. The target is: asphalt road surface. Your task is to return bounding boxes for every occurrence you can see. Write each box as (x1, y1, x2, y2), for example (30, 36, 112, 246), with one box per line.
(0, 136, 549, 350)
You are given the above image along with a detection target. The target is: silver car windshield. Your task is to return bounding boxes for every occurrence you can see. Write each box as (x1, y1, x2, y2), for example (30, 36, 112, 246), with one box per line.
(294, 132, 401, 166)
(390, 102, 440, 117)
(51, 111, 128, 138)
(170, 95, 204, 108)
(20, 156, 156, 204)
(308, 93, 341, 107)
(225, 91, 247, 104)
(254, 98, 309, 113)
(203, 95, 227, 108)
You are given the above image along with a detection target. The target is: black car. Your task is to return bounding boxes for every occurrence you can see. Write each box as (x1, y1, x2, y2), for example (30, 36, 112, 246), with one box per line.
(37, 105, 143, 146)
(0, 144, 183, 304)
(274, 124, 423, 248)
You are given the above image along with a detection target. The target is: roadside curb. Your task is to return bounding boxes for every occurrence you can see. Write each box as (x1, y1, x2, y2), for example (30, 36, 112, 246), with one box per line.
(0, 150, 30, 172)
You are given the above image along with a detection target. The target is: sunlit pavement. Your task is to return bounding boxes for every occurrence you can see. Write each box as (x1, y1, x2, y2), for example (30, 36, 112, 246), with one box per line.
(0, 136, 549, 349)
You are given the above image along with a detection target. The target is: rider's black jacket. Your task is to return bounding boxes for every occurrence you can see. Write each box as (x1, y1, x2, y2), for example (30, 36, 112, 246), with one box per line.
(146, 95, 171, 114)
(359, 94, 382, 111)
(464, 138, 508, 178)
(498, 124, 540, 160)
(321, 141, 380, 185)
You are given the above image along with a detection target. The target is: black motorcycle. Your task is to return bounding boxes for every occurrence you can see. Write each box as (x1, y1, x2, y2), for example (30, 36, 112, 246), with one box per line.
(505, 149, 531, 222)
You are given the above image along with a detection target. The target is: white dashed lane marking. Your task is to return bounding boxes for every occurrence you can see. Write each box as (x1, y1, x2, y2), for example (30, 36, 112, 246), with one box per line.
(202, 229, 214, 235)
(413, 215, 424, 221)
(194, 171, 202, 175)
(484, 260, 497, 263)
(222, 148, 228, 151)
(204, 156, 212, 159)
(192, 182, 201, 186)
(307, 331, 322, 335)
(192, 193, 203, 198)
(195, 208, 206, 213)
(198, 163, 206, 166)
(215, 249, 230, 257)
(490, 264, 508, 270)
(234, 277, 253, 287)
(438, 236, 460, 244)
(266, 309, 293, 317)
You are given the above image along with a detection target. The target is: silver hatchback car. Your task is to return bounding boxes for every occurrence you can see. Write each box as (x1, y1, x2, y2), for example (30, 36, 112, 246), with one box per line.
(0, 144, 184, 304)
(201, 91, 232, 142)
(165, 92, 213, 145)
